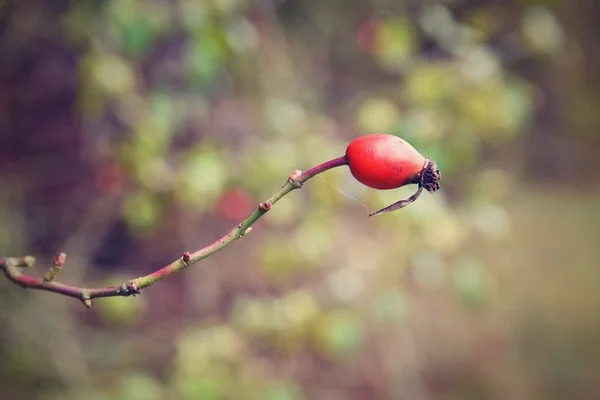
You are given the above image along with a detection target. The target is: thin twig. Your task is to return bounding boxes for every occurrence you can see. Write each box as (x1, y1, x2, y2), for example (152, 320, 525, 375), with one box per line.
(0, 156, 348, 308)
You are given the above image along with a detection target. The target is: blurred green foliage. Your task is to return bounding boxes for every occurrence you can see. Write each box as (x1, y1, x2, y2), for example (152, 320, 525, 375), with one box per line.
(2, 0, 600, 399)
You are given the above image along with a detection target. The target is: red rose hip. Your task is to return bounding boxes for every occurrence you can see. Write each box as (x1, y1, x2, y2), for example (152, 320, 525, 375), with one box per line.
(345, 134, 441, 215)
(346, 134, 426, 190)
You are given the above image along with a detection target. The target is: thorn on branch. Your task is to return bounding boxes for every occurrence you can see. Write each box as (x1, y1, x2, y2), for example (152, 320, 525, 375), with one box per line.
(238, 227, 253, 238)
(43, 253, 66, 282)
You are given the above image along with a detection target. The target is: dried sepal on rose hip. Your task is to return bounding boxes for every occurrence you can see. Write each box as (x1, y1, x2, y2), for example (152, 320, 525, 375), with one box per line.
(344, 134, 441, 216)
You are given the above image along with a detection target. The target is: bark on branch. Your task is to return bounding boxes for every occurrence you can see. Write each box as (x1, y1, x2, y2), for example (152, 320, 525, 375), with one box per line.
(0, 157, 348, 308)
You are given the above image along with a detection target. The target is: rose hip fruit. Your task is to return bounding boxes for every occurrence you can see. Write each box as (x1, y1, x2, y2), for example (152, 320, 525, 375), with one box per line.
(346, 134, 424, 190)
(345, 134, 441, 216)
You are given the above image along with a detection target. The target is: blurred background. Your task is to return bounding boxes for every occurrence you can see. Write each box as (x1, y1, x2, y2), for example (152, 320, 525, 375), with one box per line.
(1, 0, 599, 399)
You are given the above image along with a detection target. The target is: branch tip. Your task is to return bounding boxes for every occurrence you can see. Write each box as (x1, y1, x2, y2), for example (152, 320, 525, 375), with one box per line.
(238, 227, 253, 238)
(43, 253, 66, 282)
(7, 256, 36, 268)
(55, 253, 66, 266)
(23, 256, 36, 268)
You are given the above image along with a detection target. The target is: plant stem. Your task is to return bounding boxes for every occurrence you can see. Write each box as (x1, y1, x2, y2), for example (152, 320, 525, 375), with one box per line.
(0, 156, 349, 308)
(135, 155, 348, 289)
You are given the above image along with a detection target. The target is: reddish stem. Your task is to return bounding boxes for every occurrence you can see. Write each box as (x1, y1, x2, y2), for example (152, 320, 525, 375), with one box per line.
(0, 156, 350, 308)
(298, 155, 348, 184)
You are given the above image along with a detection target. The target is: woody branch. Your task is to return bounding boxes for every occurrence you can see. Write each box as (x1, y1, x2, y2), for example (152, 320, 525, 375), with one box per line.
(0, 157, 348, 309)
